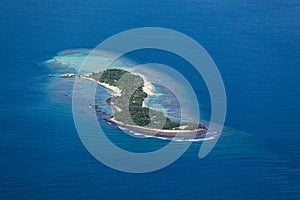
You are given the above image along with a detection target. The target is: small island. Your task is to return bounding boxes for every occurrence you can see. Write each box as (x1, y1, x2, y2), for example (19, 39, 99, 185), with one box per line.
(82, 69, 207, 137)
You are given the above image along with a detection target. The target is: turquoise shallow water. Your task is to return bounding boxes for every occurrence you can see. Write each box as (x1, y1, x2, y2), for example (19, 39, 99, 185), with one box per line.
(1, 0, 299, 199)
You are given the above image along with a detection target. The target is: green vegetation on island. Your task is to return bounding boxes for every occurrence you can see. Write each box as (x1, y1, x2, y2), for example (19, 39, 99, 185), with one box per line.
(87, 69, 205, 130)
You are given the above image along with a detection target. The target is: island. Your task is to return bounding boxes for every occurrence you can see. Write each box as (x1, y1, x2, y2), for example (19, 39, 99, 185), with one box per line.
(81, 69, 207, 137)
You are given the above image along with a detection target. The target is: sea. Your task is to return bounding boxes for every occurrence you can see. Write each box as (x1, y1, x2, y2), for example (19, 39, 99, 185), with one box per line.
(1, 0, 299, 199)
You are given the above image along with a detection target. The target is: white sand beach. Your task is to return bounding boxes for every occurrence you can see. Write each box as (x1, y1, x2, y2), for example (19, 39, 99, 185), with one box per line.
(106, 117, 206, 136)
(80, 76, 122, 97)
(131, 73, 155, 108)
(81, 73, 155, 107)
(131, 73, 155, 96)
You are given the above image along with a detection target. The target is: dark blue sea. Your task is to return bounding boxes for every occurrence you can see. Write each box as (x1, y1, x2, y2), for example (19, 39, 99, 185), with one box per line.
(1, 1, 299, 199)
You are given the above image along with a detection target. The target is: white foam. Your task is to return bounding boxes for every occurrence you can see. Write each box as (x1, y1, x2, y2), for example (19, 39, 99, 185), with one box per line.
(133, 132, 143, 136)
(144, 135, 154, 138)
(173, 138, 185, 142)
(185, 136, 215, 142)
(119, 127, 127, 131)
(156, 136, 169, 140)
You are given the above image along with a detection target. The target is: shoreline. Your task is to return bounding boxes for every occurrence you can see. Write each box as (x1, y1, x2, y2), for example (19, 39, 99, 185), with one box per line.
(106, 117, 207, 137)
(79, 76, 122, 96)
(80, 72, 155, 98)
(131, 72, 155, 96)
(71, 73, 207, 136)
(80, 73, 155, 108)
(131, 72, 155, 107)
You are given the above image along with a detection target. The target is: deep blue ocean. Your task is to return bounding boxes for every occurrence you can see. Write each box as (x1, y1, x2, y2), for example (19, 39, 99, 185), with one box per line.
(1, 0, 299, 199)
